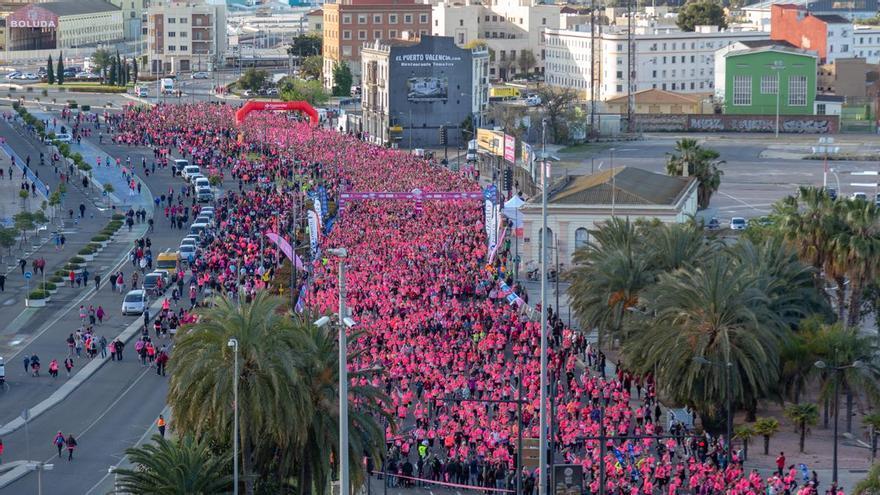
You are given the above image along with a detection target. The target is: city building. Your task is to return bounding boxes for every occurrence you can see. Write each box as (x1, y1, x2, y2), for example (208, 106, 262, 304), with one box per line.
(742, 0, 878, 23)
(716, 43, 817, 115)
(817, 57, 880, 97)
(322, 0, 432, 90)
(107, 0, 146, 41)
(770, 4, 852, 63)
(545, 24, 768, 101)
(146, 0, 227, 75)
(853, 25, 880, 63)
(5, 0, 123, 51)
(604, 88, 710, 114)
(431, 0, 561, 81)
(360, 35, 488, 147)
(519, 167, 698, 266)
(305, 8, 322, 34)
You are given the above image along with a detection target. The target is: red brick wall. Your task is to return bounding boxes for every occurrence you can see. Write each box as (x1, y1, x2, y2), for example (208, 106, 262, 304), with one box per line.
(771, 4, 828, 61)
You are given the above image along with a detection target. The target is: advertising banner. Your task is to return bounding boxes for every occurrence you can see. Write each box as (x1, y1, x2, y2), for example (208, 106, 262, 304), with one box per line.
(476, 129, 504, 156)
(265, 232, 305, 271)
(8, 5, 58, 28)
(338, 191, 483, 205)
(307, 210, 319, 258)
(313, 198, 324, 228)
(552, 464, 584, 495)
(503, 134, 516, 164)
(484, 185, 498, 254)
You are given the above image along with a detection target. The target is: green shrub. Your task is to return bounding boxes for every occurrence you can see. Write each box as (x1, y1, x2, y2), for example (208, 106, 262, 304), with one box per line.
(78, 245, 96, 255)
(28, 290, 48, 300)
(63, 263, 81, 271)
(111, 213, 125, 221)
(92, 234, 109, 242)
(76, 162, 92, 172)
(54, 269, 68, 277)
(49, 275, 64, 283)
(68, 256, 85, 264)
(39, 282, 57, 291)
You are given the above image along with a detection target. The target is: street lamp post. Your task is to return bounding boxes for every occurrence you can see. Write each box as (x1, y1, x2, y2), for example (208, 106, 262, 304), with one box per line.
(319, 247, 354, 495)
(227, 337, 240, 495)
(768, 60, 786, 138)
(31, 462, 53, 495)
(539, 117, 549, 495)
(694, 356, 733, 467)
(814, 358, 864, 484)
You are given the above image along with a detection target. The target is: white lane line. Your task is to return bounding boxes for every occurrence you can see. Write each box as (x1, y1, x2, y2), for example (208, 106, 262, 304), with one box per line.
(717, 191, 766, 213)
(82, 404, 172, 495)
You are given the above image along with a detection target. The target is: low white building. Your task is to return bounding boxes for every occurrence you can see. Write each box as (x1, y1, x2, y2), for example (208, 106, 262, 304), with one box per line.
(853, 25, 880, 63)
(519, 167, 698, 267)
(545, 23, 769, 101)
(146, 0, 227, 74)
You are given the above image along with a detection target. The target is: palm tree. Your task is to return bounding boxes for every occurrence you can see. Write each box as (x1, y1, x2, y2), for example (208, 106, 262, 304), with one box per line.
(569, 218, 653, 353)
(292, 321, 389, 495)
(643, 221, 713, 274)
(854, 463, 880, 495)
(168, 293, 309, 495)
(665, 138, 724, 209)
(753, 417, 780, 455)
(778, 323, 820, 404)
(733, 424, 754, 461)
(863, 413, 880, 460)
(114, 434, 232, 494)
(785, 403, 819, 453)
(622, 254, 784, 424)
(831, 199, 880, 327)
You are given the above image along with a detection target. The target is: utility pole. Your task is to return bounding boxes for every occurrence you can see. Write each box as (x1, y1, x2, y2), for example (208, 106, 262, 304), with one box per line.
(590, 0, 598, 138)
(626, 0, 636, 133)
(539, 118, 549, 495)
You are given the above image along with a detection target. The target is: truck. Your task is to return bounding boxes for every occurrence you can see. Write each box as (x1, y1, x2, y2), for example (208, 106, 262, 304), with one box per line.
(161, 78, 175, 95)
(489, 86, 521, 101)
(466, 139, 478, 162)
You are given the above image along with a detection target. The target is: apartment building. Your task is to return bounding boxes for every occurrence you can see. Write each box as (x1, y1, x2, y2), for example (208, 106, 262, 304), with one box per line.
(5, 0, 123, 51)
(770, 4, 852, 63)
(146, 0, 227, 74)
(546, 24, 768, 101)
(431, 0, 561, 80)
(322, 0, 432, 90)
(108, 0, 147, 41)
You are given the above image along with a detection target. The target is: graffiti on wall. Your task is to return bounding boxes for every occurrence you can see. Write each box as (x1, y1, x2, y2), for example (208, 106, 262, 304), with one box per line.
(634, 114, 838, 134)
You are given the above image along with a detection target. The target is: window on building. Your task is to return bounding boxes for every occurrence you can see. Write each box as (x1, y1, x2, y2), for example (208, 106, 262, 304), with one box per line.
(420, 13, 428, 23)
(389, 14, 397, 23)
(733, 75, 751, 106)
(358, 30, 367, 40)
(459, 19, 464, 26)
(816, 103, 826, 115)
(672, 56, 676, 63)
(500, 50, 506, 60)
(690, 55, 695, 63)
(180, 45, 188, 51)
(789, 75, 807, 106)
(542, 17, 547, 25)
(343, 30, 352, 40)
(358, 14, 366, 24)
(180, 17, 187, 23)
(374, 30, 382, 38)
(616, 70, 622, 79)
(168, 31, 176, 37)
(662, 56, 667, 63)
(458, 32, 465, 44)
(541, 49, 545, 60)
(616, 84, 623, 92)
(389, 29, 397, 38)
(662, 83, 667, 90)
(690, 82, 695, 89)
(760, 74, 777, 94)
(575, 228, 589, 250)
(343, 14, 351, 24)
(420, 29, 427, 35)
(842, 44, 849, 52)
(671, 83, 676, 90)
(652, 70, 657, 77)
(342, 45, 352, 56)
(404, 14, 413, 23)
(168, 45, 176, 51)
(168, 17, 176, 23)
(374, 14, 382, 23)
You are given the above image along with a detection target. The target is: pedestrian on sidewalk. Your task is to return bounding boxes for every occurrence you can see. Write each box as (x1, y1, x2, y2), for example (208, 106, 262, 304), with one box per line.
(53, 432, 65, 457)
(156, 347, 168, 376)
(114, 339, 124, 360)
(93, 274, 100, 290)
(109, 273, 116, 293)
(157, 415, 166, 437)
(48, 359, 58, 378)
(99, 336, 107, 358)
(63, 357, 73, 377)
(65, 434, 77, 461)
(19, 258, 26, 276)
(96, 305, 105, 324)
(0, 273, 5, 291)
(23, 355, 29, 374)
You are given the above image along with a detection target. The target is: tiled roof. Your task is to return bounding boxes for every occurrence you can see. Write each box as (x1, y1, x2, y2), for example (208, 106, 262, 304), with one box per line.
(528, 167, 695, 206)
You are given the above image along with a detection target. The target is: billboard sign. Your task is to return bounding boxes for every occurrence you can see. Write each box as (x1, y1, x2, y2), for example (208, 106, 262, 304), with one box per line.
(476, 129, 504, 156)
(406, 76, 449, 101)
(503, 134, 516, 163)
(553, 464, 584, 495)
(8, 5, 58, 29)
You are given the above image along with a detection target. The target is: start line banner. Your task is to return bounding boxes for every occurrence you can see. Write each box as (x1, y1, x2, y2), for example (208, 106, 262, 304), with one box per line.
(338, 191, 483, 205)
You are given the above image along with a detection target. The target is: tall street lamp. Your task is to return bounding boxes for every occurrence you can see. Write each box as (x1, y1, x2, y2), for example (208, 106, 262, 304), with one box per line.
(227, 337, 240, 495)
(539, 117, 549, 495)
(317, 247, 356, 495)
(694, 356, 733, 467)
(814, 358, 864, 484)
(768, 60, 786, 138)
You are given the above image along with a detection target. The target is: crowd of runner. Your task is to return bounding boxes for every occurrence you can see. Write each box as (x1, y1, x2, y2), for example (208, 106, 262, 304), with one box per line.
(110, 103, 836, 495)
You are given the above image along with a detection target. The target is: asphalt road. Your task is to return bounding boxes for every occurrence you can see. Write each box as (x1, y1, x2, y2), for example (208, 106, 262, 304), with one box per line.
(0, 100, 229, 494)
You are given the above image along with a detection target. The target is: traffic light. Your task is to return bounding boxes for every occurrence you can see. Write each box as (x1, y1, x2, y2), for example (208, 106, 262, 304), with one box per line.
(439, 125, 448, 146)
(503, 167, 513, 191)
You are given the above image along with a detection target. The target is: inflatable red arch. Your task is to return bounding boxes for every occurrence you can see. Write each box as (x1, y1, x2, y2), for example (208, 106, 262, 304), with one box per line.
(234, 100, 319, 126)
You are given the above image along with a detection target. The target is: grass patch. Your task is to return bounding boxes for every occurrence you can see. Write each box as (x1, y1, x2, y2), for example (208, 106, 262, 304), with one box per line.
(558, 142, 612, 154)
(36, 82, 127, 93)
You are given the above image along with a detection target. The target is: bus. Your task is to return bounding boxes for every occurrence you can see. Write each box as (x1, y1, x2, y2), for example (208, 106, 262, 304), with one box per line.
(161, 78, 175, 95)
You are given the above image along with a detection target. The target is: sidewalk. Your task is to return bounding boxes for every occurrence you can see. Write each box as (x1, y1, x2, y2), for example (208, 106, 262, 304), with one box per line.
(0, 152, 40, 227)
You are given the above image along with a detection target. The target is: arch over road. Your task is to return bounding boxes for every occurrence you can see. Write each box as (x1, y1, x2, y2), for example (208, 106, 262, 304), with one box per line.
(235, 100, 319, 126)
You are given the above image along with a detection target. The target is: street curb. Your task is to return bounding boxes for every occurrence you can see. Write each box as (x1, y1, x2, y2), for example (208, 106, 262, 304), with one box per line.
(0, 295, 165, 439)
(0, 460, 33, 488)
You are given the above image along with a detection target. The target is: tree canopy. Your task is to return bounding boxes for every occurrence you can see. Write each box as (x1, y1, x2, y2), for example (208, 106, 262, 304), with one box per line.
(278, 77, 329, 106)
(676, 0, 728, 31)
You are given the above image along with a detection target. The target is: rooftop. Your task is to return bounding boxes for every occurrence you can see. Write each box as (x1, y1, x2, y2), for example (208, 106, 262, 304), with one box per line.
(33, 0, 119, 16)
(527, 167, 696, 207)
(739, 39, 796, 48)
(605, 88, 706, 105)
(812, 14, 851, 23)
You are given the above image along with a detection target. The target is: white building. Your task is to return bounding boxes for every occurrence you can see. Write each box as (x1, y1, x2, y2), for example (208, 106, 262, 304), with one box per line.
(853, 25, 880, 63)
(519, 167, 698, 266)
(431, 0, 562, 80)
(146, 0, 227, 74)
(546, 24, 769, 101)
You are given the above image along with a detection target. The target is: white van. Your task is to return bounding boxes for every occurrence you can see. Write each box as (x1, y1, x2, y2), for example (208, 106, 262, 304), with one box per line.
(182, 165, 201, 181)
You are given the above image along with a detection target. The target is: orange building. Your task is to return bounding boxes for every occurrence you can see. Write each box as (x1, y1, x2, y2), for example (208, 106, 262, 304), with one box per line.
(322, 0, 431, 90)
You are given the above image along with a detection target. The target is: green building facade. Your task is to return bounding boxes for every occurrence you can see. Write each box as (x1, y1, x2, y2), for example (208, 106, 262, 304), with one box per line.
(722, 47, 817, 115)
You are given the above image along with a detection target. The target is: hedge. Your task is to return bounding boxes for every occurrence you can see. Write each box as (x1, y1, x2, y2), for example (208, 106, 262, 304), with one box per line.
(39, 282, 57, 291)
(78, 245, 97, 255)
(69, 256, 85, 264)
(28, 290, 48, 300)
(54, 269, 68, 277)
(63, 263, 81, 271)
(92, 234, 110, 242)
(111, 213, 125, 221)
(49, 275, 64, 283)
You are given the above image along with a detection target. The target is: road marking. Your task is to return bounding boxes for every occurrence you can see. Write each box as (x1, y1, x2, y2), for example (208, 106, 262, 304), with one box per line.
(717, 191, 766, 213)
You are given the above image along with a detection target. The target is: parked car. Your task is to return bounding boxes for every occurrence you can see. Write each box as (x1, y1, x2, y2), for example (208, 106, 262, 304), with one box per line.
(851, 192, 868, 201)
(729, 217, 747, 230)
(53, 133, 73, 143)
(524, 95, 542, 106)
(142, 272, 166, 294)
(824, 187, 838, 200)
(192, 71, 210, 79)
(179, 244, 197, 262)
(181, 165, 201, 181)
(194, 177, 210, 189)
(705, 217, 720, 230)
(122, 290, 147, 315)
(197, 186, 214, 203)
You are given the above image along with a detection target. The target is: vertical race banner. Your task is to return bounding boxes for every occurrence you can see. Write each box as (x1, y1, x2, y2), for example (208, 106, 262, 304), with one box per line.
(503, 134, 516, 164)
(307, 210, 320, 258)
(314, 198, 324, 228)
(318, 185, 329, 219)
(484, 184, 498, 254)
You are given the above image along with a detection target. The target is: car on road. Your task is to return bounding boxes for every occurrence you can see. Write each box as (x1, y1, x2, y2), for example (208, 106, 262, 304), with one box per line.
(825, 187, 838, 200)
(136, 86, 149, 97)
(5, 71, 20, 80)
(122, 290, 148, 315)
(53, 133, 73, 143)
(729, 217, 747, 230)
(197, 206, 214, 218)
(172, 159, 189, 174)
(876, 193, 880, 207)
(851, 192, 868, 201)
(143, 271, 168, 294)
(179, 244, 197, 262)
(705, 217, 720, 230)
(190, 222, 209, 237)
(18, 73, 39, 80)
(75, 72, 99, 79)
(192, 71, 210, 79)
(524, 94, 542, 106)
(194, 177, 210, 189)
(156, 252, 180, 277)
(181, 165, 201, 181)
(194, 214, 212, 225)
(197, 186, 214, 203)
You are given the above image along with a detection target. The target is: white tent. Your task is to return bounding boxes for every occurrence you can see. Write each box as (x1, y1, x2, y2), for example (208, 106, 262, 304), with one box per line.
(502, 195, 524, 228)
